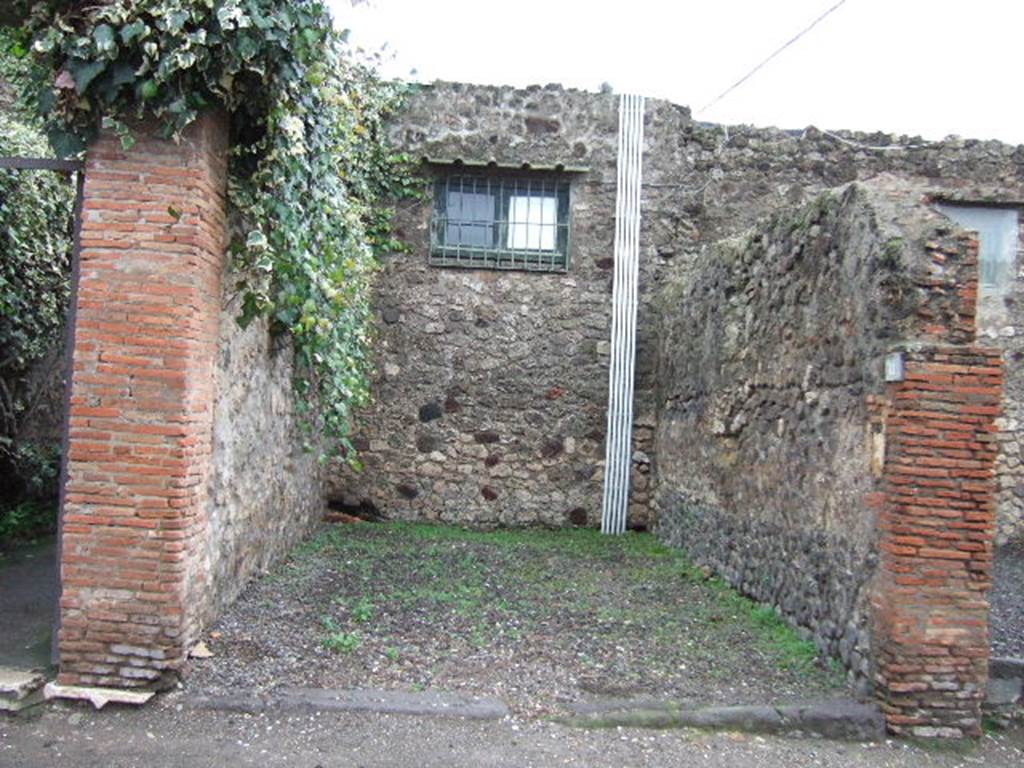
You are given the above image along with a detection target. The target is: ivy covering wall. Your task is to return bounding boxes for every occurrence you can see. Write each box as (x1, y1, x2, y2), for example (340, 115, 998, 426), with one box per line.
(0, 27, 73, 536)
(18, 0, 417, 458)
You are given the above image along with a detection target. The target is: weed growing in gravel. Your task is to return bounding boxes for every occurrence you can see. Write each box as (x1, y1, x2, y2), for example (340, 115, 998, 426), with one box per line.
(320, 616, 361, 653)
(351, 597, 374, 623)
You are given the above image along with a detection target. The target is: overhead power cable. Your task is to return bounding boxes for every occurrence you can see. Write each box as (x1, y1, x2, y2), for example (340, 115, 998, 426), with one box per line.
(696, 0, 849, 116)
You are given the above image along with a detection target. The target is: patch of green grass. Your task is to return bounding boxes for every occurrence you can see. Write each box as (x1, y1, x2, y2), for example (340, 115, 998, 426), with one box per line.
(903, 736, 979, 755)
(383, 521, 672, 559)
(694, 577, 821, 674)
(351, 596, 374, 623)
(297, 522, 843, 692)
(319, 616, 361, 654)
(395, 580, 490, 615)
(749, 605, 819, 672)
(468, 623, 490, 648)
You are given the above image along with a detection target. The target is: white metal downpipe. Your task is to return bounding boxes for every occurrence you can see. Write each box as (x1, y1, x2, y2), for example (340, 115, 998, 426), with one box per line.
(601, 94, 645, 535)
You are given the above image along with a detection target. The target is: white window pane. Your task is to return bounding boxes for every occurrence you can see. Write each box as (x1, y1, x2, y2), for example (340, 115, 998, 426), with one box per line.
(508, 195, 557, 251)
(936, 203, 1019, 291)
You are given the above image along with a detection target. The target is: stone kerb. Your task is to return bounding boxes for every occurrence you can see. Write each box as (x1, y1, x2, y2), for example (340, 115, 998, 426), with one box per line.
(58, 112, 228, 688)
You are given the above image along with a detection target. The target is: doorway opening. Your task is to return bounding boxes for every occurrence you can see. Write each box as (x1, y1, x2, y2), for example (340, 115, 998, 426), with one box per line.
(0, 155, 82, 698)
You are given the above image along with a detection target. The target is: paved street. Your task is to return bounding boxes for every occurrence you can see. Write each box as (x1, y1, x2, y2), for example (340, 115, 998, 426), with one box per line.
(3, 694, 1022, 768)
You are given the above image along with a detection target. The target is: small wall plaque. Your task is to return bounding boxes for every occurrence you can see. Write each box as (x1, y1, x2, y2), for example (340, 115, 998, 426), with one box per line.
(885, 352, 905, 383)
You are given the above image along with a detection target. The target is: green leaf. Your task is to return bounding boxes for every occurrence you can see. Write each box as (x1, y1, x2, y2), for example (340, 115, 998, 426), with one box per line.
(17, 1, 420, 459)
(120, 20, 149, 44)
(108, 61, 136, 90)
(166, 10, 190, 34)
(246, 230, 268, 249)
(68, 58, 107, 94)
(93, 24, 117, 55)
(46, 128, 85, 159)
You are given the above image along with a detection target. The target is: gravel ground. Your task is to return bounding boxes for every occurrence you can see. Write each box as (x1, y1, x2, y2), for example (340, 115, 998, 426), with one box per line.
(3, 697, 1023, 768)
(185, 523, 845, 717)
(991, 544, 1024, 658)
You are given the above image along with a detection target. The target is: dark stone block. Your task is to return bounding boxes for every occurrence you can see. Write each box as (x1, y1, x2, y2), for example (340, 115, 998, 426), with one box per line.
(541, 438, 564, 459)
(396, 484, 419, 500)
(416, 435, 438, 453)
(444, 395, 462, 413)
(575, 464, 596, 480)
(419, 402, 443, 422)
(484, 454, 501, 468)
(567, 507, 588, 526)
(474, 430, 500, 444)
(381, 307, 400, 324)
(481, 486, 498, 501)
(595, 257, 614, 270)
(524, 116, 560, 135)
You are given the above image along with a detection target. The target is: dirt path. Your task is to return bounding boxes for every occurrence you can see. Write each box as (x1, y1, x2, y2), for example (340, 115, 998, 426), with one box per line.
(186, 523, 845, 716)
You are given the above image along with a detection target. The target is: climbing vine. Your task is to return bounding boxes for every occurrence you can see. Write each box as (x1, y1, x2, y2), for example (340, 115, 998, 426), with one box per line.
(0, 27, 73, 514)
(19, 0, 418, 457)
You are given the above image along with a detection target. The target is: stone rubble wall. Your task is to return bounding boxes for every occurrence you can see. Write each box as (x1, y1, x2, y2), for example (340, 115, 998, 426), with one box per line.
(654, 181, 968, 689)
(649, 122, 1024, 544)
(654, 179, 1003, 736)
(202, 304, 323, 625)
(335, 82, 1024, 542)
(329, 84, 689, 526)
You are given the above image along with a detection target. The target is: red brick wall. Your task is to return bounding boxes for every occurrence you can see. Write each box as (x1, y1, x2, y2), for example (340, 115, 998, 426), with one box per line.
(873, 346, 1002, 737)
(58, 113, 228, 688)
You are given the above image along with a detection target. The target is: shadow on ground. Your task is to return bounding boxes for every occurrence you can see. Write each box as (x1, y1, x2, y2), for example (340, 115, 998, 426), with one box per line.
(0, 536, 57, 671)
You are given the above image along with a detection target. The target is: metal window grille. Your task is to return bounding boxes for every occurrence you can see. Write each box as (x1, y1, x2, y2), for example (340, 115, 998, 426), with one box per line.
(430, 172, 571, 271)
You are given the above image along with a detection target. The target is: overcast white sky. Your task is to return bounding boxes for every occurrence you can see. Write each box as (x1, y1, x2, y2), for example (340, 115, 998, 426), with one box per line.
(330, 0, 1024, 145)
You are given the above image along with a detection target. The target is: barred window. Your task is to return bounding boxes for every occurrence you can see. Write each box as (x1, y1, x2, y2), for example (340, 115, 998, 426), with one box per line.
(430, 172, 571, 271)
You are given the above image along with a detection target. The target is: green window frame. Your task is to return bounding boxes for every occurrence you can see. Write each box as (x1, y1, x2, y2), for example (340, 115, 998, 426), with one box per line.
(430, 171, 571, 272)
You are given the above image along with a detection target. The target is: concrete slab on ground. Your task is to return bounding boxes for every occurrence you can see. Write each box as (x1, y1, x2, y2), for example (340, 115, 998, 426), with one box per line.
(0, 668, 46, 712)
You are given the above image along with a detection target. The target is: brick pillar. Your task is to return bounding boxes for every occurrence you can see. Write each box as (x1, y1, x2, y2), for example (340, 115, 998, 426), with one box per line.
(873, 346, 1002, 737)
(58, 113, 228, 688)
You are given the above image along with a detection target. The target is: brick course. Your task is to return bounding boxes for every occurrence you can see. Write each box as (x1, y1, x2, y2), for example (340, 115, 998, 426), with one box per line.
(57, 113, 228, 688)
(873, 345, 1002, 737)
(868, 226, 1003, 737)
